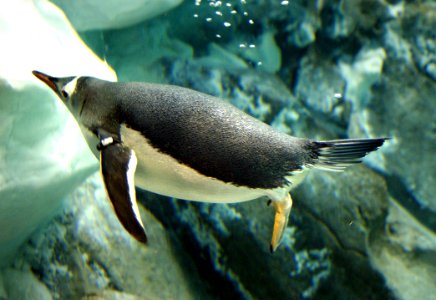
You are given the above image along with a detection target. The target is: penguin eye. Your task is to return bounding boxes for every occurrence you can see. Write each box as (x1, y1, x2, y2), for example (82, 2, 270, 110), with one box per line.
(61, 90, 69, 98)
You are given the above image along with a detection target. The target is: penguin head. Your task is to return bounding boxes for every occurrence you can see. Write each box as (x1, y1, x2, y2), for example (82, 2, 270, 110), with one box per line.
(32, 70, 83, 116)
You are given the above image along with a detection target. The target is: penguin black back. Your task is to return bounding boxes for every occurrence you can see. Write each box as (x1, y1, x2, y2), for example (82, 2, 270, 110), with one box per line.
(79, 78, 314, 189)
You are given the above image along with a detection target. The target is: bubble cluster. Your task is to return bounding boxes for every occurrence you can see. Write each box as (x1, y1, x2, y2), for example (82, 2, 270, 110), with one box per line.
(192, 0, 255, 39)
(192, 0, 268, 66)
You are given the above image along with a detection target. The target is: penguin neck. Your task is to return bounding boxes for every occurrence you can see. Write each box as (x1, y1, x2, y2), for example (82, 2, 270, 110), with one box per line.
(78, 123, 100, 159)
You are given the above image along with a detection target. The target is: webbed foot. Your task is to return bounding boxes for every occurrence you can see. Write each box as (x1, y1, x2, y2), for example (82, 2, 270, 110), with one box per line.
(270, 193, 293, 253)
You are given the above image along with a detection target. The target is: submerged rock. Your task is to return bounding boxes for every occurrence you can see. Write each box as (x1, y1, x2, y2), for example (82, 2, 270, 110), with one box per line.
(349, 61, 436, 214)
(0, 268, 52, 300)
(9, 174, 205, 300)
(295, 52, 349, 137)
(368, 200, 436, 300)
(348, 3, 436, 216)
(142, 165, 393, 299)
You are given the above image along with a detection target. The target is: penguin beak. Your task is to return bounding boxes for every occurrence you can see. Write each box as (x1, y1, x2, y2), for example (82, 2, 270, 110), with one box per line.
(32, 70, 59, 94)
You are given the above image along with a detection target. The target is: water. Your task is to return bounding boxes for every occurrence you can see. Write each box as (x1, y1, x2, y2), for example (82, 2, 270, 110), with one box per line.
(1, 0, 435, 299)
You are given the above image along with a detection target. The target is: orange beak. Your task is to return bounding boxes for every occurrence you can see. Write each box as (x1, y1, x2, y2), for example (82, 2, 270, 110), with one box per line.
(32, 70, 58, 93)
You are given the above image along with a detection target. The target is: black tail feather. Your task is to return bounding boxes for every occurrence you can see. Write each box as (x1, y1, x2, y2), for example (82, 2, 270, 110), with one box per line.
(311, 138, 388, 171)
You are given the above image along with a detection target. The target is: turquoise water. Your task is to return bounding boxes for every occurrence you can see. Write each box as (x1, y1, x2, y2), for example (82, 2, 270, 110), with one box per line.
(1, 0, 435, 299)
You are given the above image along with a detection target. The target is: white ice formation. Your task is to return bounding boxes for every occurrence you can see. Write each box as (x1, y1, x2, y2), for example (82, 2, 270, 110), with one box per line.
(0, 0, 116, 266)
(51, 0, 184, 31)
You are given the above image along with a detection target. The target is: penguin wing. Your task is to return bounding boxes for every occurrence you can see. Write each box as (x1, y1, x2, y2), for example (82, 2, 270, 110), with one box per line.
(100, 139, 147, 244)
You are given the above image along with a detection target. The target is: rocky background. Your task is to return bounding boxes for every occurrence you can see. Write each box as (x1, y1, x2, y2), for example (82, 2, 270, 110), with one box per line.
(1, 0, 435, 299)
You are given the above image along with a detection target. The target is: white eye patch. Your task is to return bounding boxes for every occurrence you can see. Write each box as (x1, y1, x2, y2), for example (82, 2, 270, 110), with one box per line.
(62, 77, 79, 97)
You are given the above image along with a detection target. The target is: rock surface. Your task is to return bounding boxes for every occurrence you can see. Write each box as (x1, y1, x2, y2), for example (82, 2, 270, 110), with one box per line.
(368, 200, 436, 300)
(4, 174, 205, 300)
(142, 165, 394, 299)
(1, 268, 52, 300)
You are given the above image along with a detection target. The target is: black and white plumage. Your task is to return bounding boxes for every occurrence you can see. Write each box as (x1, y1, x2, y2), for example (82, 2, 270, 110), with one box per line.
(32, 70, 387, 252)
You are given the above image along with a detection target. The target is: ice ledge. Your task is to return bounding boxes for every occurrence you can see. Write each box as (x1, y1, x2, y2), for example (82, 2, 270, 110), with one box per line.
(0, 0, 116, 266)
(51, 0, 184, 31)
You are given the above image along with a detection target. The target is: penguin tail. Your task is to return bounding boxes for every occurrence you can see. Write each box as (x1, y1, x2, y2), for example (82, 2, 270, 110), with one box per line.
(310, 138, 388, 171)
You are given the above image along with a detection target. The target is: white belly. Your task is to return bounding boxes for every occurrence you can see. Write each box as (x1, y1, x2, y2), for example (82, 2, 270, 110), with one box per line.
(79, 124, 303, 203)
(120, 126, 275, 203)
(79, 123, 101, 159)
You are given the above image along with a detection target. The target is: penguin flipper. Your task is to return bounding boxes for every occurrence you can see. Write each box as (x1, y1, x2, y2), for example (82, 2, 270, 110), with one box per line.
(100, 140, 148, 244)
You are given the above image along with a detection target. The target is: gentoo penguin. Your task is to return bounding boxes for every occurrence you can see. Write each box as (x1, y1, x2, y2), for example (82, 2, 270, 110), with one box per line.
(32, 70, 387, 252)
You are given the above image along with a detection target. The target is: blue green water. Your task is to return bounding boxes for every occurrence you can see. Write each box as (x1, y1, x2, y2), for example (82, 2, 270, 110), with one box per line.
(1, 0, 435, 299)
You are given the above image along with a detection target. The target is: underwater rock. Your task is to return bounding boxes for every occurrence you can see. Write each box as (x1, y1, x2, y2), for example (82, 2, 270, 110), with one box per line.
(51, 0, 183, 31)
(296, 165, 389, 257)
(142, 165, 392, 299)
(368, 200, 436, 300)
(400, 2, 436, 81)
(295, 52, 349, 137)
(82, 290, 143, 300)
(0, 268, 52, 300)
(13, 174, 204, 300)
(294, 165, 393, 299)
(284, 4, 319, 48)
(339, 46, 387, 111)
(347, 0, 436, 215)
(348, 49, 436, 214)
(0, 0, 115, 266)
(232, 30, 282, 73)
(298, 165, 436, 300)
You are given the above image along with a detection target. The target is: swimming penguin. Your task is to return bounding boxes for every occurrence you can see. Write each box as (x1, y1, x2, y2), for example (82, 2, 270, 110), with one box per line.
(32, 70, 387, 252)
